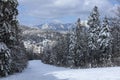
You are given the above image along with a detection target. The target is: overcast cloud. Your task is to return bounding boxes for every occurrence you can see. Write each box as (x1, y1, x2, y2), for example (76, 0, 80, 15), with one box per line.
(18, 0, 119, 25)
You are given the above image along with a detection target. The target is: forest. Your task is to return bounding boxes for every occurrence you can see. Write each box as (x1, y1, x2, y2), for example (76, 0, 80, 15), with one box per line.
(0, 0, 120, 78)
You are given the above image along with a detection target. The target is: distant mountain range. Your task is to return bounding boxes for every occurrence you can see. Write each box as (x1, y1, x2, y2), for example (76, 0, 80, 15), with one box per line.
(34, 20, 88, 31)
(35, 23, 75, 31)
(21, 21, 88, 32)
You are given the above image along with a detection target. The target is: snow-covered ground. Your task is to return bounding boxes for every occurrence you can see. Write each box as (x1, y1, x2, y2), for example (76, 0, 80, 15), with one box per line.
(0, 60, 120, 80)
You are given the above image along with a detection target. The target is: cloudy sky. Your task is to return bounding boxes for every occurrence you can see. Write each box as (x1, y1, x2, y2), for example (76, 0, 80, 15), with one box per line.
(18, 0, 119, 26)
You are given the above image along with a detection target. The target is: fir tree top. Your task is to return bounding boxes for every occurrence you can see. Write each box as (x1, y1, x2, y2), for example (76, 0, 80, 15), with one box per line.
(87, 6, 100, 28)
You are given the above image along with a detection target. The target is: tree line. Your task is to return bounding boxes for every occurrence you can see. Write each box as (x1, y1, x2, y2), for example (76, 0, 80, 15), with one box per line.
(41, 6, 120, 68)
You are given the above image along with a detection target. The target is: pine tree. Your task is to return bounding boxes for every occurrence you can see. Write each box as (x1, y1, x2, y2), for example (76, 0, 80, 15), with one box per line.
(74, 18, 85, 67)
(55, 37, 66, 66)
(67, 24, 76, 67)
(0, 42, 11, 76)
(110, 6, 120, 66)
(41, 39, 51, 64)
(111, 25, 120, 66)
(98, 17, 112, 66)
(97, 17, 112, 66)
(67, 18, 88, 67)
(0, 0, 27, 77)
(87, 6, 101, 67)
(57, 34, 70, 66)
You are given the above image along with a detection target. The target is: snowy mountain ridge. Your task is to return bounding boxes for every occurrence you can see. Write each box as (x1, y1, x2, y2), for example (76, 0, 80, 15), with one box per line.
(34, 21, 88, 31)
(35, 23, 74, 31)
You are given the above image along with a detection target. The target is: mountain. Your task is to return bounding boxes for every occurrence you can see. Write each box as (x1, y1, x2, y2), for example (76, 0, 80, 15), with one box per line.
(35, 23, 74, 31)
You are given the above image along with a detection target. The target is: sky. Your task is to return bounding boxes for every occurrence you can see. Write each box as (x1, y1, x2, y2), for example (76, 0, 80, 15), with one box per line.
(18, 0, 120, 26)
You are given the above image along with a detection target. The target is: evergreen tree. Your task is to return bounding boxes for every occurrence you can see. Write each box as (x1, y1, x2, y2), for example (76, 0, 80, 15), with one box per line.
(74, 18, 85, 67)
(110, 6, 120, 66)
(67, 18, 88, 67)
(97, 17, 112, 66)
(54, 36, 67, 66)
(58, 33, 70, 66)
(41, 39, 51, 64)
(0, 0, 27, 77)
(67, 24, 76, 67)
(87, 6, 101, 67)
(0, 42, 11, 76)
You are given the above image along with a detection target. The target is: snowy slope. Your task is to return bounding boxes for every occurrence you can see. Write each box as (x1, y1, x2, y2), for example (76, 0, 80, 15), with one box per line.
(1, 60, 120, 80)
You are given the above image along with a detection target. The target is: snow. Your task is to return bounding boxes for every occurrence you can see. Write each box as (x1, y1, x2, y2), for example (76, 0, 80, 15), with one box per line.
(0, 42, 8, 52)
(1, 60, 120, 80)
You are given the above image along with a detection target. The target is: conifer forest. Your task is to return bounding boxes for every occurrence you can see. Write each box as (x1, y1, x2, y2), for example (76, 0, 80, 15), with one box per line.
(0, 0, 120, 80)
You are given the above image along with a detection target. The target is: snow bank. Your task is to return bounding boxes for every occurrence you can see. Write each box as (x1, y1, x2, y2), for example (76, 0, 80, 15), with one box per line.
(0, 60, 120, 80)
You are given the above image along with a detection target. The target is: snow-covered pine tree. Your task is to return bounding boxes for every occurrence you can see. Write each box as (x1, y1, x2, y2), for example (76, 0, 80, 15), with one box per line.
(49, 33, 70, 66)
(67, 24, 76, 67)
(49, 42, 58, 65)
(111, 24, 120, 66)
(54, 36, 66, 66)
(41, 39, 51, 64)
(110, 6, 120, 66)
(67, 18, 88, 68)
(63, 33, 70, 66)
(0, 42, 11, 77)
(74, 18, 85, 67)
(87, 6, 101, 67)
(0, 0, 14, 76)
(0, 0, 27, 77)
(55, 33, 70, 66)
(97, 17, 113, 67)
